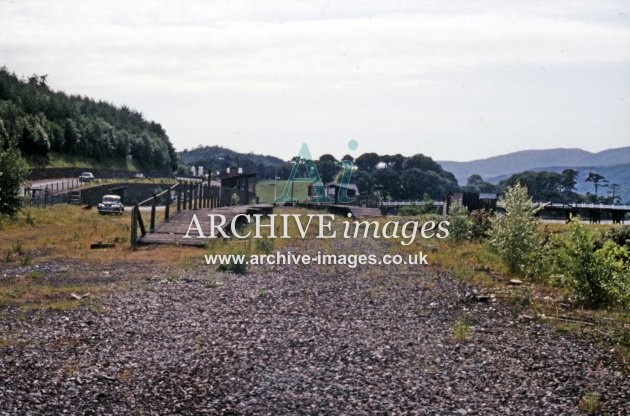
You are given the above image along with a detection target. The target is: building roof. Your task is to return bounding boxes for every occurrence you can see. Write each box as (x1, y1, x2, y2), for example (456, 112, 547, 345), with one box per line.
(479, 193, 498, 200)
(325, 182, 359, 193)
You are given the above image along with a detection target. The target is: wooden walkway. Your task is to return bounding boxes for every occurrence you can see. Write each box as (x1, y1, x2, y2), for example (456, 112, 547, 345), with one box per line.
(136, 203, 383, 247)
(138, 204, 274, 246)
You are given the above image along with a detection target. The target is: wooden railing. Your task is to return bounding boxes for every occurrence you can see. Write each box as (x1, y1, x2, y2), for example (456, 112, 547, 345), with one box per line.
(130, 180, 240, 249)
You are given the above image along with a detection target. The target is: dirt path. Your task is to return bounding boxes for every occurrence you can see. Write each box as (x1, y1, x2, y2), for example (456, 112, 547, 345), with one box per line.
(0, 239, 627, 415)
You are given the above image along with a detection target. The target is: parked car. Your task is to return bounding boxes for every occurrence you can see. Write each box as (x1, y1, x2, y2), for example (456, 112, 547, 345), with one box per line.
(97, 195, 124, 215)
(133, 172, 145, 179)
(79, 172, 95, 183)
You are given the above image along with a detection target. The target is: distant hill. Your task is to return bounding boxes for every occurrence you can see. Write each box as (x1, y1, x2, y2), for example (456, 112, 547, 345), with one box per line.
(439, 147, 630, 185)
(487, 162, 630, 203)
(179, 145, 285, 179)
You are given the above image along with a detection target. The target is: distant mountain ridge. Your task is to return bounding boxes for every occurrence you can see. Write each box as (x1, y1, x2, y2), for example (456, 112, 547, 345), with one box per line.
(439, 147, 630, 185)
(179, 145, 285, 179)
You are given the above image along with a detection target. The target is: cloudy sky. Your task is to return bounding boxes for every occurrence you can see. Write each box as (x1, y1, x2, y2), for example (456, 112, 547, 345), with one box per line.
(1, 0, 629, 161)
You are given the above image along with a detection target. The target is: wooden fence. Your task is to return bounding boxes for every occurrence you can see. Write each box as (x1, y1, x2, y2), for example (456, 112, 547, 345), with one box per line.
(130, 180, 241, 249)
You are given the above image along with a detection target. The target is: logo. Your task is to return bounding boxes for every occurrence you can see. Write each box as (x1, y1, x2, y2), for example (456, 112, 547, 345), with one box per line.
(275, 140, 358, 204)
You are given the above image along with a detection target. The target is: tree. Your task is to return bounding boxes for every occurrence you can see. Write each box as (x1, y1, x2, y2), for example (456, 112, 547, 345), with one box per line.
(489, 183, 542, 275)
(585, 172, 608, 197)
(404, 153, 442, 173)
(560, 169, 578, 200)
(465, 174, 498, 194)
(315, 155, 340, 183)
(354, 152, 380, 173)
(381, 154, 405, 171)
(373, 167, 401, 200)
(608, 183, 622, 205)
(499, 171, 563, 201)
(0, 121, 28, 215)
(466, 174, 484, 188)
(352, 171, 375, 195)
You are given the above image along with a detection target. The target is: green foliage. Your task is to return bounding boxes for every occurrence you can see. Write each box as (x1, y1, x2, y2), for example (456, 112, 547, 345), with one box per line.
(577, 392, 601, 415)
(0, 121, 29, 215)
(451, 316, 470, 342)
(354, 152, 458, 200)
(398, 204, 423, 216)
(499, 170, 568, 202)
(0, 67, 177, 170)
(255, 238, 274, 255)
(464, 174, 497, 193)
(557, 218, 629, 308)
(217, 257, 248, 274)
(489, 183, 543, 275)
(447, 202, 471, 242)
(398, 197, 436, 216)
(469, 209, 493, 241)
(604, 226, 630, 248)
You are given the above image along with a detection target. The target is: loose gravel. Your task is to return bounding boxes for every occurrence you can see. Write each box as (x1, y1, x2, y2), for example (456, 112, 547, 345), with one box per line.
(0, 247, 628, 415)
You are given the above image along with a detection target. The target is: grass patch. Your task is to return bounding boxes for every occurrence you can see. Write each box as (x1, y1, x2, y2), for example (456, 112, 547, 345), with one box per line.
(205, 278, 219, 288)
(451, 316, 470, 342)
(577, 392, 601, 415)
(29, 153, 140, 171)
(256, 180, 309, 203)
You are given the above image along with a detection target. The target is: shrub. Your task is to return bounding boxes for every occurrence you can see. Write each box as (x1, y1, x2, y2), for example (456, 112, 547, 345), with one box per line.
(398, 204, 423, 216)
(0, 135, 29, 215)
(451, 316, 470, 342)
(577, 392, 601, 415)
(469, 209, 493, 241)
(605, 226, 630, 248)
(557, 217, 625, 307)
(447, 202, 471, 242)
(217, 256, 248, 274)
(256, 238, 274, 255)
(489, 183, 543, 275)
(595, 240, 630, 309)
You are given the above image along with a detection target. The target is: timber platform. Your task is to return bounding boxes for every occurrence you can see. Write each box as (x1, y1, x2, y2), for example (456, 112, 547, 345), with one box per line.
(137, 205, 274, 247)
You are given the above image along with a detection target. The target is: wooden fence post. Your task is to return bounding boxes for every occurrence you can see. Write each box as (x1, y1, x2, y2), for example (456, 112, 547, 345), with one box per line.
(182, 184, 187, 210)
(165, 191, 171, 221)
(188, 182, 193, 210)
(193, 183, 198, 210)
(134, 203, 146, 237)
(150, 193, 157, 232)
(131, 205, 138, 250)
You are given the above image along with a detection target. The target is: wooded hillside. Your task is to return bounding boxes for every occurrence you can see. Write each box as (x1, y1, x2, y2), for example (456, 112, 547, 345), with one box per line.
(0, 67, 177, 170)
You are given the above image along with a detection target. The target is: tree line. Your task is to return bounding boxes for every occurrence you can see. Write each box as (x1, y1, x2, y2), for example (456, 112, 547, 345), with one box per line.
(471, 169, 622, 204)
(0, 67, 177, 170)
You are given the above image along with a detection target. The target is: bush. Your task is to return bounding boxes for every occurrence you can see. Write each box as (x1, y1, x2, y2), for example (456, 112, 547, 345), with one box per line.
(469, 209, 493, 241)
(489, 183, 543, 276)
(556, 217, 629, 308)
(604, 226, 630, 248)
(398, 204, 423, 216)
(447, 202, 471, 242)
(0, 130, 29, 215)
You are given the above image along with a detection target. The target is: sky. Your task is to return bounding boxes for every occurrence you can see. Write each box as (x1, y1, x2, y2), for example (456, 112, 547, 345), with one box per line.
(1, 0, 629, 162)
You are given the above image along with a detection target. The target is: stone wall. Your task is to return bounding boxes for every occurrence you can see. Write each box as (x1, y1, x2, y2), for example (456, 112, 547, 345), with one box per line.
(77, 182, 176, 206)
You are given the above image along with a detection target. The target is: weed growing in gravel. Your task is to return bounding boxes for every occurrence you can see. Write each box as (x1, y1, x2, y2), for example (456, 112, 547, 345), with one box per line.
(577, 392, 601, 415)
(217, 258, 248, 274)
(257, 288, 268, 298)
(18, 254, 33, 267)
(508, 287, 532, 310)
(205, 278, 219, 288)
(26, 270, 43, 280)
(451, 317, 470, 342)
